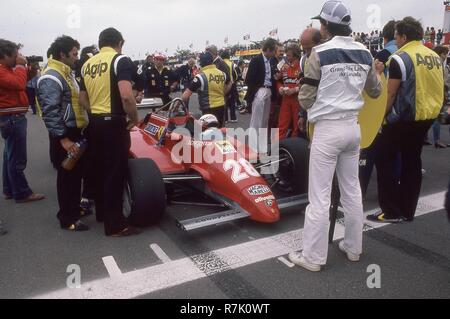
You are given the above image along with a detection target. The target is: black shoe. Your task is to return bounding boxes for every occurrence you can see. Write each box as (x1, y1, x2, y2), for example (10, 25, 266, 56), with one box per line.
(435, 142, 447, 149)
(61, 220, 89, 232)
(366, 212, 403, 223)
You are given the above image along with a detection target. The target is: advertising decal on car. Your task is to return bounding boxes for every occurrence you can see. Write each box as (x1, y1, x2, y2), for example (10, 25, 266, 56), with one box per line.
(215, 140, 237, 155)
(144, 124, 161, 136)
(247, 185, 271, 196)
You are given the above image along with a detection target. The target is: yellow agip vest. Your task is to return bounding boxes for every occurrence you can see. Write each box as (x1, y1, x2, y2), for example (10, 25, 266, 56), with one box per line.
(82, 47, 125, 115)
(223, 59, 237, 82)
(197, 65, 226, 110)
(388, 41, 444, 123)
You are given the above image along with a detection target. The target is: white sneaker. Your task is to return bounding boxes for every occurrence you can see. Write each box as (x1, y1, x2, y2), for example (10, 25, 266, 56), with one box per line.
(338, 241, 360, 262)
(288, 252, 321, 272)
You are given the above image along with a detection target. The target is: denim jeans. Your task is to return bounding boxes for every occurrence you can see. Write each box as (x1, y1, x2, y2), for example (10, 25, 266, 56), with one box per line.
(0, 114, 32, 200)
(431, 119, 441, 143)
(26, 87, 37, 115)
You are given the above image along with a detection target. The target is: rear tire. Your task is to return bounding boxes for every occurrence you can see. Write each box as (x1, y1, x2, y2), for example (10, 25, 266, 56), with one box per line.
(276, 138, 310, 195)
(124, 158, 166, 227)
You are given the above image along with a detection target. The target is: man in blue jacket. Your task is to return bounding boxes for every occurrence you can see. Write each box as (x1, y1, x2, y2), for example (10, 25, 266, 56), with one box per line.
(37, 36, 89, 232)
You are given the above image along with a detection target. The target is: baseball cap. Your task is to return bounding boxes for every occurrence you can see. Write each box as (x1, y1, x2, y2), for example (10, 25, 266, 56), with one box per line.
(153, 52, 167, 61)
(312, 1, 352, 26)
(199, 52, 214, 67)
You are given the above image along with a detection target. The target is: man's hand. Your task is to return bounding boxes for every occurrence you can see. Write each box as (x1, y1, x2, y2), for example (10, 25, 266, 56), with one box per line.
(279, 87, 286, 96)
(285, 88, 298, 96)
(182, 89, 193, 105)
(16, 54, 27, 66)
(126, 120, 137, 131)
(374, 59, 385, 75)
(298, 117, 306, 132)
(135, 91, 144, 104)
(60, 138, 80, 156)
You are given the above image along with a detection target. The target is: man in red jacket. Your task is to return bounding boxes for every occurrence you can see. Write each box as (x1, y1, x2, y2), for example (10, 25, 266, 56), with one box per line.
(0, 39, 44, 204)
(277, 44, 302, 140)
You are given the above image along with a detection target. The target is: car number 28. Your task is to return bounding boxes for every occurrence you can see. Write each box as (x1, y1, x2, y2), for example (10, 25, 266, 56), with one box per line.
(223, 159, 260, 183)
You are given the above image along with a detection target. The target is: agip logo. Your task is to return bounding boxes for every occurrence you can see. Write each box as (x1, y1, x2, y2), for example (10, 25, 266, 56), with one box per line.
(84, 61, 109, 79)
(416, 54, 442, 70)
(209, 73, 226, 84)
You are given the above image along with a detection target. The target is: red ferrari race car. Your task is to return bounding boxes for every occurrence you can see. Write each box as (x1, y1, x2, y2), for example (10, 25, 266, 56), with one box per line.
(125, 98, 310, 231)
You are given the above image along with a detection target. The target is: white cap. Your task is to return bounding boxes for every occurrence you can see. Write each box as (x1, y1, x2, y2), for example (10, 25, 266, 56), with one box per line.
(312, 1, 352, 26)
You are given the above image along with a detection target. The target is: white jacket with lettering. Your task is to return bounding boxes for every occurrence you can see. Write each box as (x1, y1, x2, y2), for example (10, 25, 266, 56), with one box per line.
(299, 36, 382, 123)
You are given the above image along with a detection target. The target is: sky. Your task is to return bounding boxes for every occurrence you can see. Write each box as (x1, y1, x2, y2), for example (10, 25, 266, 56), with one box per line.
(0, 0, 447, 59)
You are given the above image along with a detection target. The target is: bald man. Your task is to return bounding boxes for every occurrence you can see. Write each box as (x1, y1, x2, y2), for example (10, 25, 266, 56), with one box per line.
(297, 28, 322, 133)
(300, 28, 322, 68)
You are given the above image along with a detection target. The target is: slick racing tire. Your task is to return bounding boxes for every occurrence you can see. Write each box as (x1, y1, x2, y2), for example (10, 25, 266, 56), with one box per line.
(124, 158, 166, 227)
(276, 138, 310, 195)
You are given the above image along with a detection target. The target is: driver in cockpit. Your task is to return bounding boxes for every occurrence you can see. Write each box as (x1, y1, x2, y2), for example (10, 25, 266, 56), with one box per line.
(198, 114, 224, 141)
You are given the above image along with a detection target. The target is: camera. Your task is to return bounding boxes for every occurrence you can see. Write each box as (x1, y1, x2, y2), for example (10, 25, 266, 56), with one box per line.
(26, 55, 44, 64)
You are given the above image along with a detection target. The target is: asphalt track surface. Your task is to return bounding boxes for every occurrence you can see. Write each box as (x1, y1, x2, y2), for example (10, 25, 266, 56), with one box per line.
(0, 95, 449, 299)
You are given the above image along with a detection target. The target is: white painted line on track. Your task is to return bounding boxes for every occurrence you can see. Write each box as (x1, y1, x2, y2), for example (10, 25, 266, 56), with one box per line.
(102, 256, 123, 280)
(33, 191, 445, 299)
(150, 244, 172, 263)
(278, 257, 295, 268)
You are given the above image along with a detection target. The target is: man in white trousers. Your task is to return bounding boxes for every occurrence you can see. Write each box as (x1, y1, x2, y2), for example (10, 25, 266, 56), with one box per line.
(289, 0, 384, 272)
(244, 39, 278, 152)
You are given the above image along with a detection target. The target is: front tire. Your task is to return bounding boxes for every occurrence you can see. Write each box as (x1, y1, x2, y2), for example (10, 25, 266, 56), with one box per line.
(124, 158, 166, 227)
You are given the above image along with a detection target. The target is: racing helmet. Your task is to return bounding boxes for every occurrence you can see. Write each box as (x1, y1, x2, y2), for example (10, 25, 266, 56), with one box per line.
(199, 114, 219, 129)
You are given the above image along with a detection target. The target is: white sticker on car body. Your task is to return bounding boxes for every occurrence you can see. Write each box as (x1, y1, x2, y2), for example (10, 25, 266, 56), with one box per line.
(248, 185, 271, 196)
